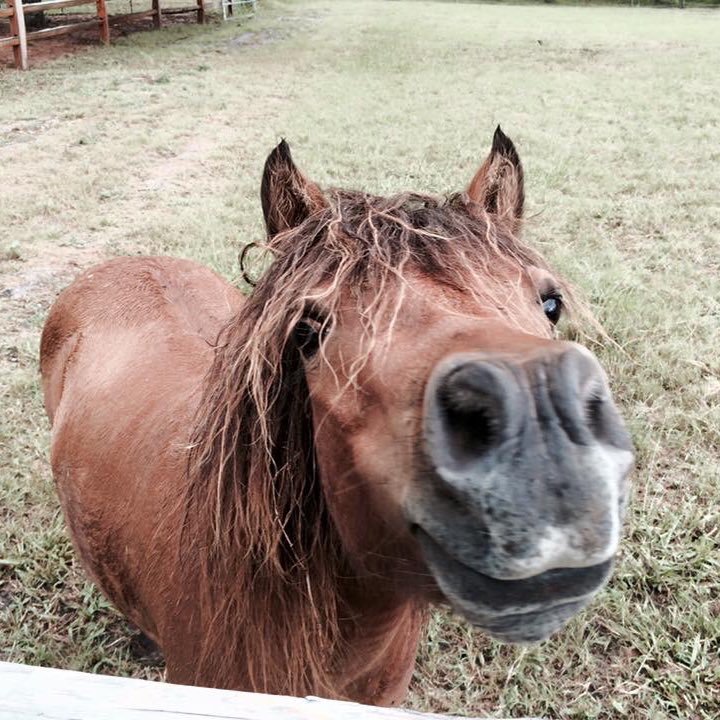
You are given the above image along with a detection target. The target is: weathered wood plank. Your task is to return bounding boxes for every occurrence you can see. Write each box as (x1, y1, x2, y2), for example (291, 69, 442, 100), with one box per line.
(96, 0, 109, 44)
(7, 0, 28, 70)
(108, 8, 156, 22)
(0, 662, 539, 720)
(151, 0, 161, 29)
(21, 0, 94, 16)
(158, 6, 200, 14)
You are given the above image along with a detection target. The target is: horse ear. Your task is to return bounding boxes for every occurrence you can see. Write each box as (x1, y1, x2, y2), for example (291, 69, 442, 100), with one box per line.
(261, 140, 326, 238)
(467, 126, 524, 233)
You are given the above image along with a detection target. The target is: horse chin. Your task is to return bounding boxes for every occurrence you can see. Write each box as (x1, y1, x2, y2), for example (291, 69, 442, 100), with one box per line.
(414, 526, 614, 643)
(466, 599, 588, 644)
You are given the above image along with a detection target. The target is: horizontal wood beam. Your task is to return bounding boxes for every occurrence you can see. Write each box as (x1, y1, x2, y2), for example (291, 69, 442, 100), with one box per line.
(160, 6, 201, 14)
(25, 18, 99, 40)
(0, 7, 14, 18)
(0, 661, 539, 720)
(108, 8, 155, 22)
(0, 35, 20, 47)
(22, 0, 96, 15)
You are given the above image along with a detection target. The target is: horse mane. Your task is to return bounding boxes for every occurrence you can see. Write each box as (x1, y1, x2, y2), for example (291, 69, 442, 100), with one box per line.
(183, 188, 567, 696)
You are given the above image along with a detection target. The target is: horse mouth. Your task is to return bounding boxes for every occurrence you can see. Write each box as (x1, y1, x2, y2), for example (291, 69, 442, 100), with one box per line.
(414, 526, 614, 643)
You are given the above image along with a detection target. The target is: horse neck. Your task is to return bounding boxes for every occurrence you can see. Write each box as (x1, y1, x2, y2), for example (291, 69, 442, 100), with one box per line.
(333, 579, 426, 705)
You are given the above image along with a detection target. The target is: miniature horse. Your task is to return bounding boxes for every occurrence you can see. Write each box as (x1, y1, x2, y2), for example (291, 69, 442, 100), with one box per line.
(40, 129, 633, 706)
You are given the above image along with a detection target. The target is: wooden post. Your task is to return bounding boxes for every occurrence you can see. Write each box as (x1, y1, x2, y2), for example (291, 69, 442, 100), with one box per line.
(152, 0, 161, 29)
(96, 0, 109, 44)
(196, 0, 204, 24)
(7, 0, 28, 70)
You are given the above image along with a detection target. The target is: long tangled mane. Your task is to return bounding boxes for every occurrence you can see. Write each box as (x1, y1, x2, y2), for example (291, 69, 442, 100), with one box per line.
(183, 187, 562, 696)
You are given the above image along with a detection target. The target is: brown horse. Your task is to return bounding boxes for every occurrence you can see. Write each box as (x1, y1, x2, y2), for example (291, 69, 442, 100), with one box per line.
(40, 128, 633, 706)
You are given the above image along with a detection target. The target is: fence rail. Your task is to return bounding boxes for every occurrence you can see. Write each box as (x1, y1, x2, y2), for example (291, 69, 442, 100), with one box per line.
(0, 661, 540, 720)
(0, 0, 205, 69)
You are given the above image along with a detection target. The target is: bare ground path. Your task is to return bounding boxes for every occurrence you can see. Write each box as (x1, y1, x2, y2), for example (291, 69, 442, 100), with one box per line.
(1, 2, 719, 718)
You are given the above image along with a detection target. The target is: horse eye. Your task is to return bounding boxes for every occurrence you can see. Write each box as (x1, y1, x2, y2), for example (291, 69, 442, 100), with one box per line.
(293, 317, 326, 359)
(541, 293, 563, 325)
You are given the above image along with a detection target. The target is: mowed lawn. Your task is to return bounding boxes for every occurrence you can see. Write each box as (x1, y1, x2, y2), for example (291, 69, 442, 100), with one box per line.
(1, 1, 718, 718)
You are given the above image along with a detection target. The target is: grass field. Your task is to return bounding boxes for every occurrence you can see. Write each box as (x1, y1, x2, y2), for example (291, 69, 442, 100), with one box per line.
(1, 1, 719, 718)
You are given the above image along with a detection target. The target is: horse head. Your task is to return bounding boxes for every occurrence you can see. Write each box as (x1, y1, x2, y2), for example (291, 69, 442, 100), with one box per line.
(187, 130, 633, 693)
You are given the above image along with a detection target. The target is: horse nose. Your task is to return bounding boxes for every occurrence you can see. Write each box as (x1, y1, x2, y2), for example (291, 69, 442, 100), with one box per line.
(419, 345, 633, 580)
(426, 345, 619, 472)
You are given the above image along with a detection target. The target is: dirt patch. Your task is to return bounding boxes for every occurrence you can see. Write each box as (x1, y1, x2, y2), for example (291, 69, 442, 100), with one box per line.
(227, 9, 323, 49)
(228, 27, 285, 47)
(0, 117, 65, 148)
(1, 245, 103, 299)
(0, 242, 110, 371)
(142, 135, 214, 191)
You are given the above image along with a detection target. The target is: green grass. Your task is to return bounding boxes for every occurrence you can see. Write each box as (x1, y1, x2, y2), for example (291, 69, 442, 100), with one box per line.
(1, 1, 719, 718)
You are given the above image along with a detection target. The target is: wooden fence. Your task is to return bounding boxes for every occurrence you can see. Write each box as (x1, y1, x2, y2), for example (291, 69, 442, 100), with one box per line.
(0, 661, 540, 720)
(0, 0, 204, 70)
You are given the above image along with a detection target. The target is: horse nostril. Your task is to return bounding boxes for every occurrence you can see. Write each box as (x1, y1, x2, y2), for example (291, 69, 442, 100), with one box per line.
(433, 362, 512, 465)
(440, 395, 496, 458)
(553, 347, 619, 446)
(585, 391, 606, 437)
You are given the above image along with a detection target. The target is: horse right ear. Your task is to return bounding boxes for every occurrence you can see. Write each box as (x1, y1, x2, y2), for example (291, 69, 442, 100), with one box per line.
(261, 140, 326, 238)
(466, 126, 525, 235)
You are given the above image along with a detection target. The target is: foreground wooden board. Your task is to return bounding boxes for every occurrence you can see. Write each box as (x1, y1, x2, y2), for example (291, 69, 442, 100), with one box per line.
(0, 662, 539, 720)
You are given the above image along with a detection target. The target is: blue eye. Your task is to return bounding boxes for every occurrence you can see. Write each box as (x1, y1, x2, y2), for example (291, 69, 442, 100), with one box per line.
(542, 294, 563, 324)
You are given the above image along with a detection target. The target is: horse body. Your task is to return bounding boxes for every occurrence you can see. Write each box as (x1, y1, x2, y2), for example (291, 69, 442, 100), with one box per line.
(41, 256, 422, 704)
(41, 258, 237, 636)
(41, 130, 634, 705)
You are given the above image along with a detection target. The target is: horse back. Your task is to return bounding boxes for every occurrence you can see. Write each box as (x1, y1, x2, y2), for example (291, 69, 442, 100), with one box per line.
(41, 256, 242, 420)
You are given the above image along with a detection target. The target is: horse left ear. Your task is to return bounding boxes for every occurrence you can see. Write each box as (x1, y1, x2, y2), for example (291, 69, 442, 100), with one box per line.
(261, 140, 326, 239)
(467, 126, 524, 233)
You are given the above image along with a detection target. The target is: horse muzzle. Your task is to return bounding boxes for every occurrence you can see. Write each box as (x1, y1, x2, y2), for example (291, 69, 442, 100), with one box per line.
(407, 342, 634, 641)
(414, 524, 613, 642)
